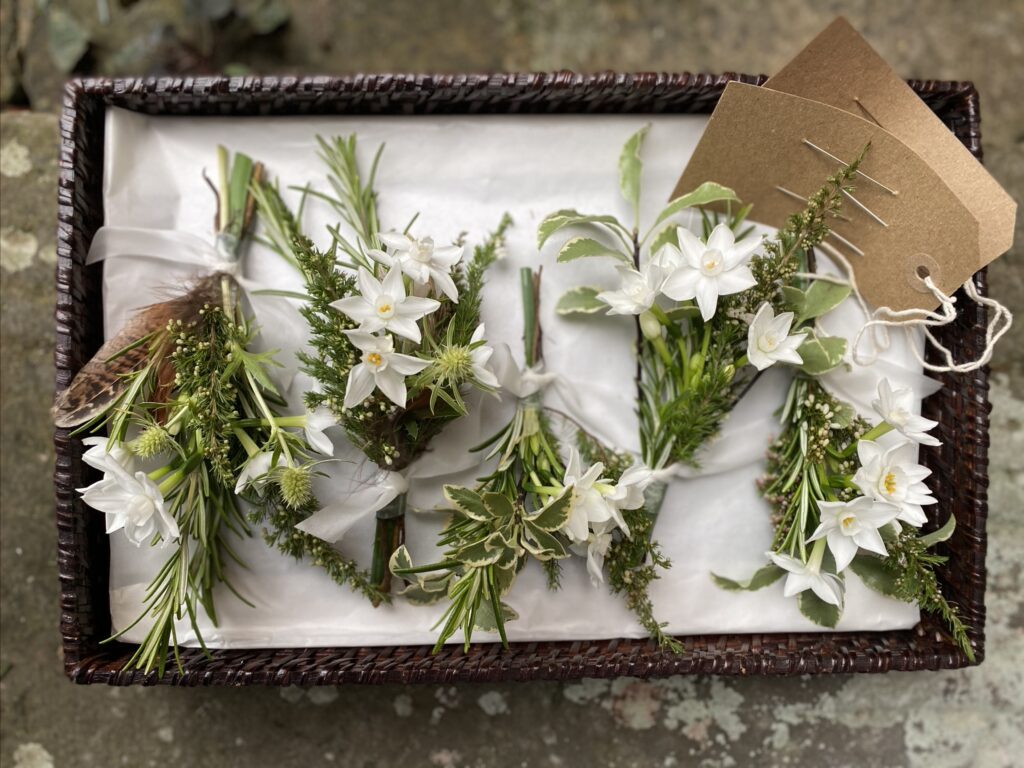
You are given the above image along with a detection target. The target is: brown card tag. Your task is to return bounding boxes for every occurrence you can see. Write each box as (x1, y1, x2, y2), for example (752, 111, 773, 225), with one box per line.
(671, 17, 1016, 312)
(674, 82, 978, 312)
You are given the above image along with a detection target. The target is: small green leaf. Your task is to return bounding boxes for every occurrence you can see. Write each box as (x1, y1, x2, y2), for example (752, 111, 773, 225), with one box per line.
(398, 575, 453, 605)
(799, 280, 851, 323)
(619, 125, 649, 213)
(526, 486, 573, 532)
(389, 544, 413, 574)
(556, 236, 629, 264)
(482, 492, 516, 521)
(650, 224, 680, 257)
(522, 524, 568, 560)
(920, 515, 956, 548)
(473, 598, 519, 633)
(652, 182, 739, 229)
(537, 210, 625, 248)
(711, 563, 785, 591)
(797, 335, 847, 375)
(443, 485, 490, 521)
(781, 285, 807, 314)
(849, 554, 901, 597)
(556, 287, 607, 316)
(458, 537, 504, 567)
(797, 590, 841, 628)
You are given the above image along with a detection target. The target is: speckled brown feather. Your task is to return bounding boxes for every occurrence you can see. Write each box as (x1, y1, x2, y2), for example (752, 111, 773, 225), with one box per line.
(52, 275, 223, 428)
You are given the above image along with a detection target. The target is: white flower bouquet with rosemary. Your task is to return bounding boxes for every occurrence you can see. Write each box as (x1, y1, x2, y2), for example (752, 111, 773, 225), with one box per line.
(389, 267, 672, 650)
(253, 135, 505, 595)
(53, 149, 342, 674)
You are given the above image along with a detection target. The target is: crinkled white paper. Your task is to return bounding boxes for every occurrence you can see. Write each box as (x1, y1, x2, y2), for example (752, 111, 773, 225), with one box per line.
(102, 108, 929, 647)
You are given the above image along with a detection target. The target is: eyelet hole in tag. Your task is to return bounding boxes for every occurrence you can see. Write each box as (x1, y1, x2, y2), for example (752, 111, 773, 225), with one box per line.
(909, 254, 941, 294)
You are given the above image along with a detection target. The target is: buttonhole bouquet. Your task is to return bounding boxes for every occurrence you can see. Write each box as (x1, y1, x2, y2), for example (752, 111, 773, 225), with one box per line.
(714, 374, 973, 658)
(542, 126, 864, 525)
(253, 135, 505, 595)
(53, 150, 333, 674)
(390, 268, 672, 650)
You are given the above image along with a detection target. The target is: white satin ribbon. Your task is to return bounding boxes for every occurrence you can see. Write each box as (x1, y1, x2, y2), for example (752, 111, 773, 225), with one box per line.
(86, 227, 302, 390)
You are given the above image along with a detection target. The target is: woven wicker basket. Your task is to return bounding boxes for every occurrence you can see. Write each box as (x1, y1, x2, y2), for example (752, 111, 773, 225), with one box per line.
(55, 73, 990, 685)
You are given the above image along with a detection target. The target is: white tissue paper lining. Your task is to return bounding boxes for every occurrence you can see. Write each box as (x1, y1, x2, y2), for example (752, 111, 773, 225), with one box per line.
(101, 108, 931, 647)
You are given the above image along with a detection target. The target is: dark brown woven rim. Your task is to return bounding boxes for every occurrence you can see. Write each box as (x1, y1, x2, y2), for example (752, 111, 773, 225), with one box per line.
(55, 73, 989, 685)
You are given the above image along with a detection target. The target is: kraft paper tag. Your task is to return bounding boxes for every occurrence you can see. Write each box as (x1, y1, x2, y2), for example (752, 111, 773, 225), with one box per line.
(672, 17, 1016, 312)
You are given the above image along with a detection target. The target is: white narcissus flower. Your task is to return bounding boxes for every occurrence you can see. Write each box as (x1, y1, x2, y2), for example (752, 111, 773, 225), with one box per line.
(303, 407, 337, 456)
(603, 463, 657, 515)
(343, 331, 430, 409)
(597, 263, 665, 316)
(560, 449, 645, 544)
(370, 232, 464, 303)
(468, 324, 499, 388)
(768, 550, 845, 608)
(660, 223, 760, 321)
(329, 266, 440, 343)
(809, 496, 901, 572)
(78, 462, 178, 547)
(81, 435, 136, 474)
(571, 524, 615, 587)
(235, 450, 275, 494)
(852, 440, 935, 527)
(871, 378, 941, 446)
(746, 302, 806, 371)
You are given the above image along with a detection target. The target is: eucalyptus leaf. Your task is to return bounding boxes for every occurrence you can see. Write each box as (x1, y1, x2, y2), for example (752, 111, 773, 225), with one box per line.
(537, 210, 625, 248)
(619, 125, 649, 214)
(797, 335, 847, 375)
(651, 182, 739, 229)
(711, 563, 784, 591)
(799, 281, 852, 323)
(556, 236, 629, 264)
(797, 590, 841, 628)
(556, 287, 606, 316)
(919, 514, 956, 548)
(849, 554, 900, 597)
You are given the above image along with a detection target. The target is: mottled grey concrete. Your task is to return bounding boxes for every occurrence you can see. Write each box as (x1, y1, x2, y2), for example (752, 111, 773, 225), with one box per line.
(2, 2, 1023, 766)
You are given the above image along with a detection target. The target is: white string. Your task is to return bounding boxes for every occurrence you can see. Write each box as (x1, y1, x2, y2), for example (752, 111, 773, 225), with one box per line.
(798, 243, 1011, 374)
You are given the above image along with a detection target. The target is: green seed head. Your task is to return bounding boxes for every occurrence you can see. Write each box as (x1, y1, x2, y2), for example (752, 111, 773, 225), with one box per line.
(133, 425, 172, 458)
(435, 345, 473, 381)
(278, 465, 312, 509)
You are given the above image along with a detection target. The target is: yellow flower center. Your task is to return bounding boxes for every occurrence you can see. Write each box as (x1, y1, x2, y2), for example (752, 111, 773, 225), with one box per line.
(366, 352, 383, 368)
(700, 249, 725, 276)
(883, 472, 897, 496)
(840, 514, 857, 531)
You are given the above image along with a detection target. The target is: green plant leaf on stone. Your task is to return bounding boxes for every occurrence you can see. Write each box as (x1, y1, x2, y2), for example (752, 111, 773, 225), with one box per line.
(537, 210, 626, 248)
(556, 287, 606, 316)
(797, 589, 841, 628)
(711, 563, 785, 591)
(619, 124, 649, 216)
(797, 335, 847, 375)
(556, 236, 629, 264)
(48, 8, 90, 74)
(849, 554, 900, 597)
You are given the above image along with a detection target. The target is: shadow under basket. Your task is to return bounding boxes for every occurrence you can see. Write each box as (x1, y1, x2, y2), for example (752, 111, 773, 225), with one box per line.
(55, 73, 990, 685)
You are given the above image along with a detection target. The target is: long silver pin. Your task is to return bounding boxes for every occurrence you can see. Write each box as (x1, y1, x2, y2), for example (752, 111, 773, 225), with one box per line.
(841, 188, 889, 228)
(775, 186, 864, 255)
(802, 138, 900, 196)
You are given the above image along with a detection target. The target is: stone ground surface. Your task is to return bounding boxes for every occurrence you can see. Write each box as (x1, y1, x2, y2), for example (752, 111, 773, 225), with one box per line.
(1, 1, 1023, 766)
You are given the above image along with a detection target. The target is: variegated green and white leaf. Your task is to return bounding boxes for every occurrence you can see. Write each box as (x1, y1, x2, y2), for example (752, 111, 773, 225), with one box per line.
(619, 124, 649, 213)
(537, 209, 625, 248)
(651, 181, 739, 229)
(557, 236, 629, 264)
(556, 286, 606, 316)
(444, 485, 491, 521)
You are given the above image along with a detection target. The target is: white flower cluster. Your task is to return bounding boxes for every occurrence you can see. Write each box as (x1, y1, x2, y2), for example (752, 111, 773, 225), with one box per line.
(770, 378, 941, 607)
(329, 234, 490, 410)
(558, 448, 661, 586)
(597, 223, 807, 372)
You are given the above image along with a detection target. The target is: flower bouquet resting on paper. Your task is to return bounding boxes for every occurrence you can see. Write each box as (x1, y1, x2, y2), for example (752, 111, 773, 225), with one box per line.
(389, 268, 671, 650)
(714, 373, 973, 658)
(53, 150, 339, 674)
(253, 135, 505, 595)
